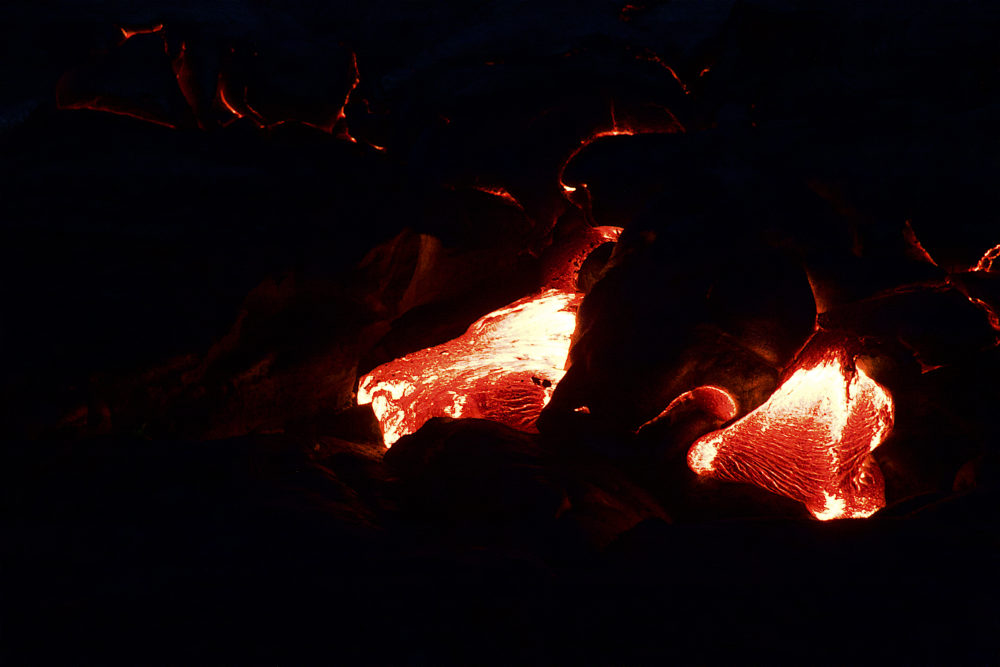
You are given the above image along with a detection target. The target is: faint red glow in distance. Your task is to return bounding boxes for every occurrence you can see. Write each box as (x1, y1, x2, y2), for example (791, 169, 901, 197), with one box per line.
(973, 244, 1000, 272)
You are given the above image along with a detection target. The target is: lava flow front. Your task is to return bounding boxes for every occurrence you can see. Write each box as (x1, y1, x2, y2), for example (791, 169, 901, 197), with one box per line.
(687, 352, 894, 520)
(359, 289, 582, 446)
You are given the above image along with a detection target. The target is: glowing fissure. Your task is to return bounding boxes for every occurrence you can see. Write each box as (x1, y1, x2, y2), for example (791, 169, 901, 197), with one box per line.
(557, 102, 684, 195)
(592, 225, 624, 243)
(62, 22, 363, 141)
(687, 354, 894, 520)
(973, 243, 1000, 272)
(637, 385, 738, 433)
(970, 298, 1000, 333)
(359, 289, 582, 446)
(56, 98, 178, 129)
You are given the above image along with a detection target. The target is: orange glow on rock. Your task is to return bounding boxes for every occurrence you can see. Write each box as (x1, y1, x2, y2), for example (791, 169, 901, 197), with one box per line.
(687, 353, 894, 520)
(557, 102, 684, 195)
(119, 24, 164, 41)
(358, 289, 582, 447)
(170, 41, 202, 125)
(635, 50, 690, 94)
(473, 186, 521, 207)
(969, 297, 1000, 332)
(902, 220, 937, 266)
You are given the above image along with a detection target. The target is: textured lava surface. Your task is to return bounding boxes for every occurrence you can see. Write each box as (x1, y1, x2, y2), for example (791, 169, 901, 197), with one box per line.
(687, 353, 894, 520)
(359, 289, 581, 446)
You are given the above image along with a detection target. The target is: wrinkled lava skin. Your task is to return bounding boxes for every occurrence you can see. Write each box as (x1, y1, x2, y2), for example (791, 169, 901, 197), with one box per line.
(687, 354, 894, 520)
(359, 289, 581, 446)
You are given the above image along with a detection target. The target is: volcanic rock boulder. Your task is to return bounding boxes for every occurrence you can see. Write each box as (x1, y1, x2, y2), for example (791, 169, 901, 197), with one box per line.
(686, 343, 893, 520)
(541, 191, 817, 439)
(5, 432, 390, 663)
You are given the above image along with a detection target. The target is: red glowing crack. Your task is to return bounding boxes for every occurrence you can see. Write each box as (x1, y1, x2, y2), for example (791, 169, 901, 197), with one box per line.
(637, 385, 739, 433)
(687, 353, 894, 520)
(973, 243, 1000, 272)
(358, 222, 622, 447)
(119, 24, 164, 41)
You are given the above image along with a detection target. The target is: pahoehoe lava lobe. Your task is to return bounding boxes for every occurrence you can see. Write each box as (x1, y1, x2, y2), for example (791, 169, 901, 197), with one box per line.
(687, 352, 894, 520)
(358, 289, 581, 446)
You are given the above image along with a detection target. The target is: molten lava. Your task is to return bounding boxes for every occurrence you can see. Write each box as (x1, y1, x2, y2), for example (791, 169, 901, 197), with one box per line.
(687, 353, 894, 520)
(973, 243, 1000, 272)
(359, 289, 582, 446)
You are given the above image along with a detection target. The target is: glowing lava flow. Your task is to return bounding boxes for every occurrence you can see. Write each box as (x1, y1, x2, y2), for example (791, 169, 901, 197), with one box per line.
(973, 244, 1000, 272)
(358, 289, 582, 446)
(687, 353, 894, 520)
(119, 24, 164, 41)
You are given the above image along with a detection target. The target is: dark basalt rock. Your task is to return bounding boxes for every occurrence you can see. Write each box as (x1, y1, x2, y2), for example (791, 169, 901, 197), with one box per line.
(819, 286, 999, 369)
(384, 418, 569, 548)
(949, 269, 1000, 317)
(3, 0, 999, 663)
(541, 198, 816, 437)
(5, 432, 391, 663)
(954, 452, 1000, 495)
(576, 240, 616, 293)
(397, 46, 696, 233)
(55, 31, 198, 128)
(235, 37, 357, 129)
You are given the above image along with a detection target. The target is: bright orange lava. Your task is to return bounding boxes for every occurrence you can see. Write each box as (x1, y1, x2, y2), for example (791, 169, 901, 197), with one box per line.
(637, 385, 739, 433)
(358, 289, 582, 447)
(687, 353, 894, 520)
